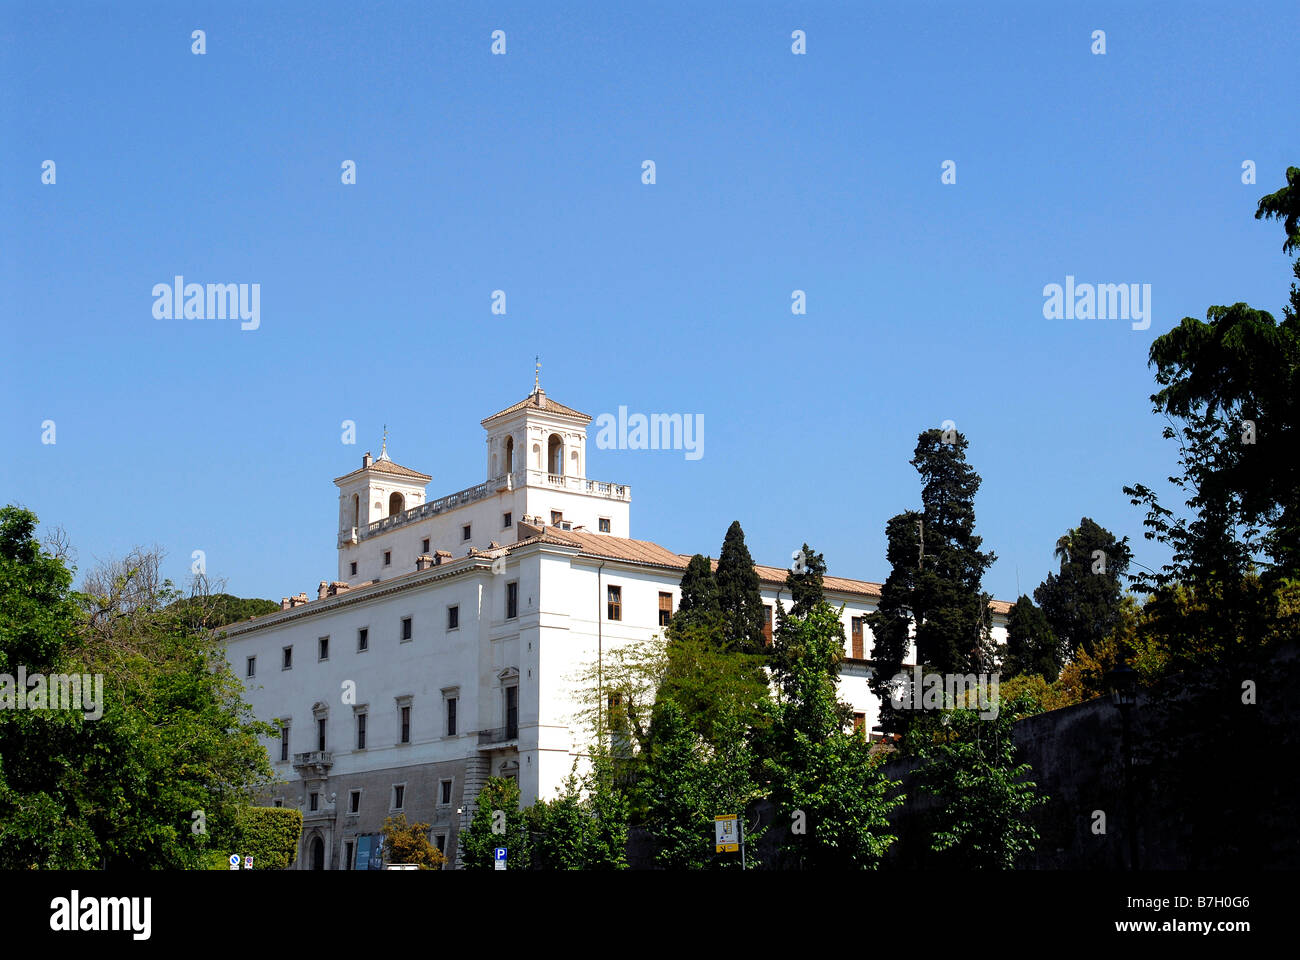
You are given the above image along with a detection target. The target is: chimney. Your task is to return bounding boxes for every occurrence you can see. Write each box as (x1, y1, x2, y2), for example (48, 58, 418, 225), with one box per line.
(435, 550, 453, 565)
(416, 555, 434, 572)
(287, 592, 310, 608)
(362, 450, 373, 468)
(328, 581, 350, 597)
(318, 580, 330, 600)
(280, 597, 291, 610)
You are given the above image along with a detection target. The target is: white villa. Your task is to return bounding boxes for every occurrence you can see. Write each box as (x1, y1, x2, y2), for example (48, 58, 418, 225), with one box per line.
(221, 383, 1011, 869)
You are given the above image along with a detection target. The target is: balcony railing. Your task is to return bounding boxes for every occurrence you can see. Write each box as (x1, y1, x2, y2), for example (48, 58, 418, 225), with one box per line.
(292, 750, 333, 772)
(477, 724, 519, 747)
(359, 471, 630, 541)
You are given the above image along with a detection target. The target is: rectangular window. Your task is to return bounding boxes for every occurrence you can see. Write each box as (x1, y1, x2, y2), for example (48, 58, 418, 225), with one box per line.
(763, 605, 773, 646)
(358, 627, 369, 651)
(440, 779, 453, 805)
(344, 840, 354, 870)
(384, 551, 391, 566)
(599, 517, 611, 533)
(393, 785, 404, 810)
(309, 792, 319, 812)
(446, 697, 458, 736)
(853, 712, 866, 734)
(550, 510, 563, 526)
(506, 581, 519, 619)
(506, 686, 518, 740)
(422, 537, 430, 553)
(607, 585, 622, 621)
(317, 717, 327, 752)
(318, 636, 329, 661)
(356, 713, 366, 750)
(349, 790, 361, 814)
(401, 616, 412, 641)
(246, 655, 256, 678)
(462, 524, 471, 541)
(503, 512, 512, 529)
(851, 617, 865, 660)
(400, 706, 411, 744)
(279, 725, 289, 762)
(435, 835, 446, 856)
(447, 605, 459, 630)
(282, 646, 293, 670)
(658, 592, 673, 627)
(350, 561, 357, 576)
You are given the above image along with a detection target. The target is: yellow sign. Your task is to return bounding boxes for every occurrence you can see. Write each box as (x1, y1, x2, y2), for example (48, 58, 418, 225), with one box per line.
(714, 814, 739, 854)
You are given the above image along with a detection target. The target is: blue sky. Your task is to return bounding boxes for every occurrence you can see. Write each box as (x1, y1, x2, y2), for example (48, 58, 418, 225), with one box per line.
(2, 2, 1297, 603)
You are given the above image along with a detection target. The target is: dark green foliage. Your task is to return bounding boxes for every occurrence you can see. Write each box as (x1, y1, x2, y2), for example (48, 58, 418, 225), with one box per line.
(784, 542, 826, 618)
(459, 776, 531, 870)
(866, 511, 923, 737)
(1255, 165, 1300, 254)
(234, 806, 303, 870)
(1032, 518, 1130, 662)
(0, 507, 276, 869)
(170, 593, 280, 631)
(528, 753, 629, 870)
(1004, 595, 1060, 681)
(767, 603, 900, 868)
(714, 521, 767, 655)
(913, 694, 1046, 869)
(669, 554, 722, 638)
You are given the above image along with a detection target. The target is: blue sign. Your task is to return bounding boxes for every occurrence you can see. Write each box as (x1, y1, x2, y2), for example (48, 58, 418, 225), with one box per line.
(494, 846, 507, 870)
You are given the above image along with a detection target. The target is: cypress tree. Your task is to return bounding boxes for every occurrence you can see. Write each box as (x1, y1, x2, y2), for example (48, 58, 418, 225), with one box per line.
(1003, 595, 1060, 681)
(1032, 518, 1131, 662)
(714, 521, 767, 655)
(784, 542, 826, 618)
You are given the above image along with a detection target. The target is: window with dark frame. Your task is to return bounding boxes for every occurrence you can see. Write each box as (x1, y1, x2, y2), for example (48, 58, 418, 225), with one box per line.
(246, 655, 256, 677)
(462, 524, 471, 541)
(393, 784, 404, 809)
(384, 550, 391, 566)
(853, 713, 867, 735)
(401, 616, 412, 641)
(503, 512, 512, 528)
(344, 840, 354, 870)
(505, 685, 518, 739)
(282, 646, 293, 670)
(350, 561, 357, 576)
(551, 510, 563, 525)
(358, 627, 368, 651)
(506, 581, 518, 619)
(851, 617, 865, 660)
(447, 605, 459, 630)
(440, 779, 452, 805)
(447, 697, 457, 736)
(599, 517, 611, 533)
(607, 584, 622, 621)
(318, 636, 329, 661)
(422, 538, 430, 553)
(658, 592, 673, 626)
(317, 717, 327, 752)
(400, 705, 410, 744)
(309, 792, 319, 811)
(763, 605, 773, 645)
(349, 790, 361, 814)
(435, 835, 446, 856)
(279, 725, 289, 762)
(356, 713, 366, 750)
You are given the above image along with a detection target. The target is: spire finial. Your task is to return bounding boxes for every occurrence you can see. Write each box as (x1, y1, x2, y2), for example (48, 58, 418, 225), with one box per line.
(380, 424, 389, 459)
(534, 355, 541, 393)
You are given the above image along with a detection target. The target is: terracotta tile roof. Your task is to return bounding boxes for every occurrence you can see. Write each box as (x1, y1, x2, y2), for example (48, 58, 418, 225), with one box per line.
(481, 389, 592, 426)
(332, 456, 432, 485)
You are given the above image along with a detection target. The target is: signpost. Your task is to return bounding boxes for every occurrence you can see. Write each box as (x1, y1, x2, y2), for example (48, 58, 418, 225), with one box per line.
(228, 854, 240, 871)
(715, 814, 746, 869)
(244, 855, 254, 870)
(494, 847, 507, 871)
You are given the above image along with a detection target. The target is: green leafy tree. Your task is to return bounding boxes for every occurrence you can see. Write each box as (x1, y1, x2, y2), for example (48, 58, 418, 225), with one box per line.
(234, 807, 303, 870)
(382, 813, 447, 869)
(767, 603, 901, 869)
(0, 509, 275, 869)
(528, 752, 629, 870)
(1032, 518, 1132, 663)
(1003, 595, 1060, 681)
(459, 776, 530, 870)
(714, 521, 767, 655)
(913, 694, 1046, 869)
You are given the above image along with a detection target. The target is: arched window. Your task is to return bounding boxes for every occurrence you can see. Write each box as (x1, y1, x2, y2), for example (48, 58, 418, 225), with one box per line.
(388, 492, 404, 517)
(570, 448, 580, 477)
(504, 436, 514, 473)
(548, 434, 563, 475)
(310, 835, 325, 870)
(532, 443, 541, 469)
